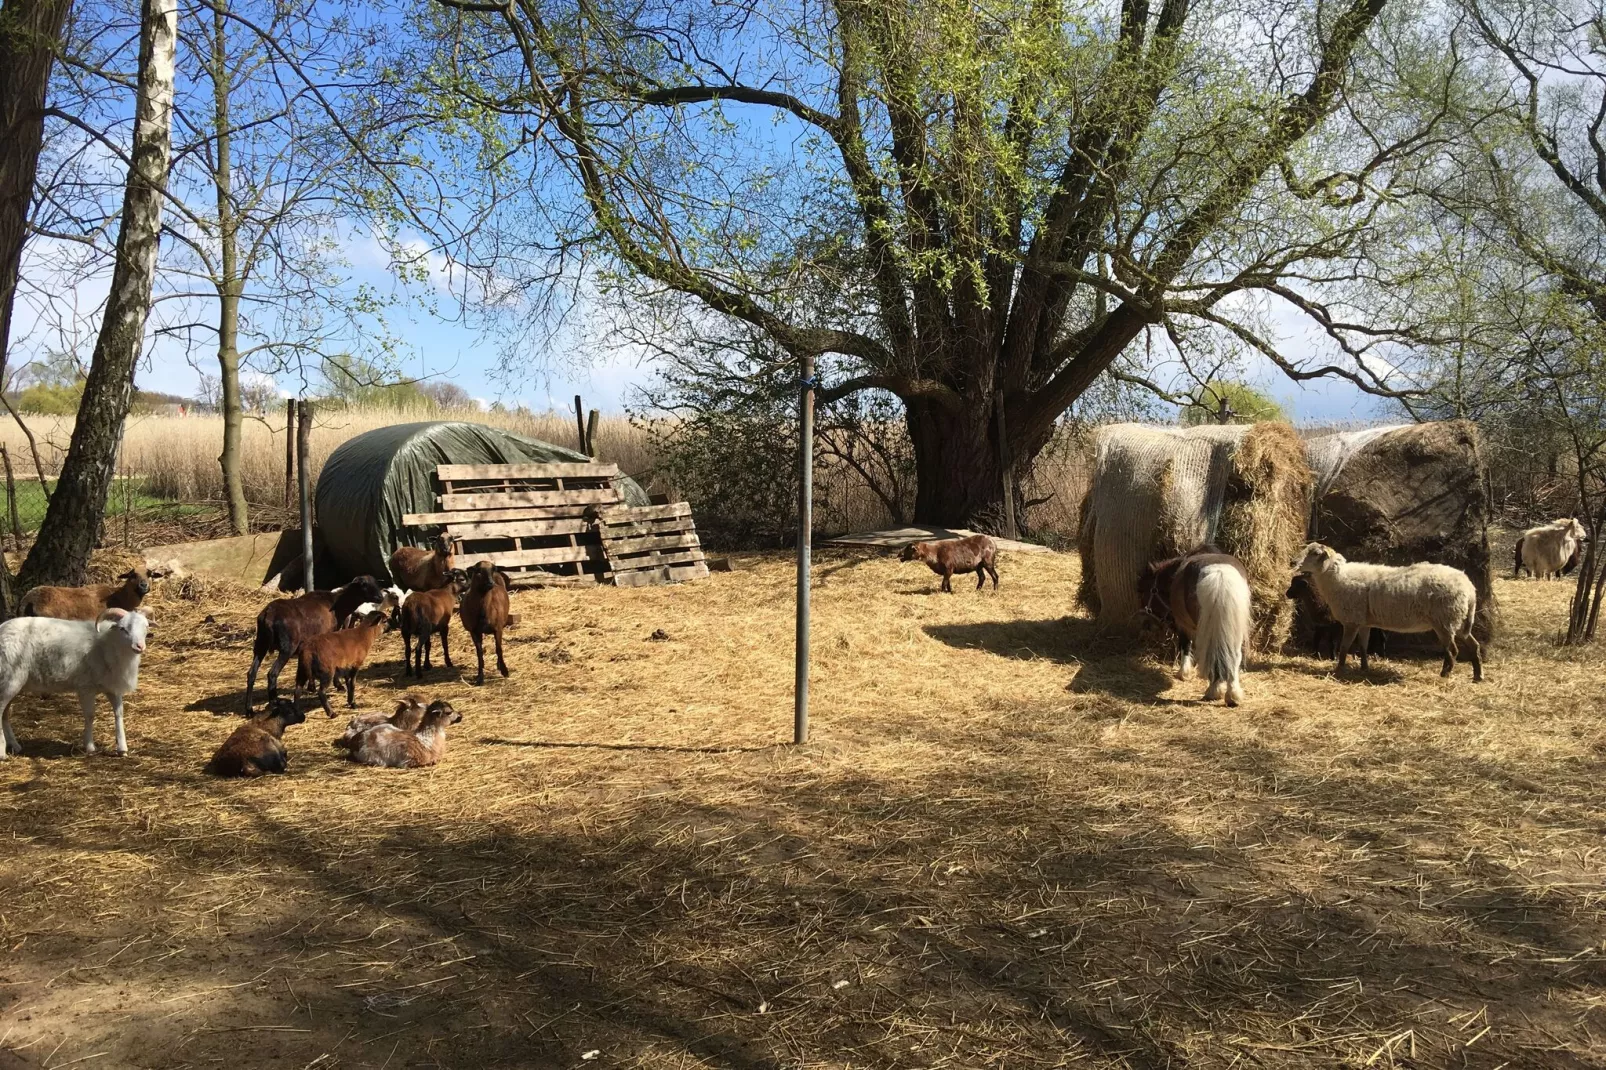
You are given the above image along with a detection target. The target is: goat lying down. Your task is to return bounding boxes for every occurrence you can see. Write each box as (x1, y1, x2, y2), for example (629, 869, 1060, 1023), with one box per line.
(1294, 542, 1483, 681)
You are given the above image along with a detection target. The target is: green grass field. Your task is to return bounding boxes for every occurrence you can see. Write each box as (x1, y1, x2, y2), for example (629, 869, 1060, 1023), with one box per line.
(2, 477, 203, 534)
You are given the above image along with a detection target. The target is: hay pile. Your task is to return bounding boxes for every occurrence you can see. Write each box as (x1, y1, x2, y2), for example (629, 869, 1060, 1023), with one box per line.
(1078, 422, 1312, 649)
(1305, 419, 1497, 640)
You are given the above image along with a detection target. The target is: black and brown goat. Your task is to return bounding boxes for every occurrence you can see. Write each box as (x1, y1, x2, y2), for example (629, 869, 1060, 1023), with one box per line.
(401, 568, 469, 677)
(459, 560, 510, 685)
(205, 698, 306, 777)
(243, 576, 384, 714)
(390, 534, 455, 592)
(899, 535, 999, 593)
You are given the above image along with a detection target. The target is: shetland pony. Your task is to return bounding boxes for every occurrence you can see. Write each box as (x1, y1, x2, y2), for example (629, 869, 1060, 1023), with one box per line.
(1137, 545, 1252, 707)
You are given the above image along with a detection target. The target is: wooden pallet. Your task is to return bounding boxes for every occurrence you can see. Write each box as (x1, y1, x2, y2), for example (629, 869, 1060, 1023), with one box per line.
(595, 502, 709, 587)
(400, 462, 623, 586)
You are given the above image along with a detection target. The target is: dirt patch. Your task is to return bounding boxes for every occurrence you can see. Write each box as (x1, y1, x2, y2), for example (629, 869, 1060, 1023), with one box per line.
(0, 551, 1603, 1067)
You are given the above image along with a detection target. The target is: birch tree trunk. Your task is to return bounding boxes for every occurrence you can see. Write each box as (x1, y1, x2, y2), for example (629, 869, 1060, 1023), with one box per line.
(16, 0, 177, 590)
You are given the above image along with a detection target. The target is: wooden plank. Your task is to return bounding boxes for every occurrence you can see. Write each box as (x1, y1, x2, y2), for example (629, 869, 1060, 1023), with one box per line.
(592, 518, 695, 539)
(403, 505, 596, 526)
(504, 570, 601, 588)
(442, 518, 594, 539)
(435, 462, 619, 481)
(438, 488, 620, 511)
(613, 562, 709, 588)
(608, 549, 706, 571)
(599, 532, 701, 555)
(596, 502, 692, 523)
(464, 544, 607, 568)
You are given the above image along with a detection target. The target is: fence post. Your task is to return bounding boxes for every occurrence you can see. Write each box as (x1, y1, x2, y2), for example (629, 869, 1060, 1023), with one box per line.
(996, 390, 1017, 539)
(284, 398, 296, 508)
(0, 445, 18, 553)
(297, 398, 314, 592)
(795, 353, 815, 745)
(574, 395, 588, 456)
(586, 409, 600, 461)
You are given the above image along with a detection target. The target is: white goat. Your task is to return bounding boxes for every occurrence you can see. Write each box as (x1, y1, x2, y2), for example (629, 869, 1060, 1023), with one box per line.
(0, 608, 150, 758)
(1515, 518, 1586, 580)
(1294, 543, 1482, 681)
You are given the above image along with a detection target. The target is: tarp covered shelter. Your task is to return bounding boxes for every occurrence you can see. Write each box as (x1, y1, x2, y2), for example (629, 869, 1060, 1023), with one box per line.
(316, 421, 649, 583)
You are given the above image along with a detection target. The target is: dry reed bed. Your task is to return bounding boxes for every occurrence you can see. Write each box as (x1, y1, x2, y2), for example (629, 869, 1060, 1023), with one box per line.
(0, 554, 1603, 1068)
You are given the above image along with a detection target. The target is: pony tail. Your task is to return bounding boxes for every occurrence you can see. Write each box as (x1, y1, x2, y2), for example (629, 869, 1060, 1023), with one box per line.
(1194, 563, 1251, 706)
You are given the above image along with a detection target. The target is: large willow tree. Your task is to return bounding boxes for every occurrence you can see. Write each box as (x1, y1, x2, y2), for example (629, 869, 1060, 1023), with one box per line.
(425, 0, 1427, 526)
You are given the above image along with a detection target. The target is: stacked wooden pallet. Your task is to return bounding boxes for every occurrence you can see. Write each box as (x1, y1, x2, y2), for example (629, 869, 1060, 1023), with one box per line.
(398, 462, 708, 588)
(594, 503, 709, 587)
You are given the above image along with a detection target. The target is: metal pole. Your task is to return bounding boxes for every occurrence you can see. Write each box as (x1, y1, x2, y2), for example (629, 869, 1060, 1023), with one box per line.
(284, 398, 295, 508)
(297, 398, 314, 591)
(574, 395, 588, 456)
(795, 354, 814, 745)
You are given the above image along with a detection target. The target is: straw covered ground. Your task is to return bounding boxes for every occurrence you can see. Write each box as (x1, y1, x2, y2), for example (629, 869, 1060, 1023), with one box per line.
(1, 549, 1604, 1068)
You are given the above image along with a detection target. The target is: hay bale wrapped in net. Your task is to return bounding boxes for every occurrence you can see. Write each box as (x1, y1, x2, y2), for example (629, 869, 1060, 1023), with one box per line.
(1078, 422, 1313, 649)
(1304, 419, 1496, 641)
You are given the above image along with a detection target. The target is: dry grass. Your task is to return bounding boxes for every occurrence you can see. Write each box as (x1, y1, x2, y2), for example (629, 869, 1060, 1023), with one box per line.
(1, 546, 1604, 1067)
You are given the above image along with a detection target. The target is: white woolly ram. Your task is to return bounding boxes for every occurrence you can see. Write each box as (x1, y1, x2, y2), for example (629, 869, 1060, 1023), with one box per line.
(0, 608, 150, 758)
(1293, 543, 1483, 682)
(1515, 518, 1586, 580)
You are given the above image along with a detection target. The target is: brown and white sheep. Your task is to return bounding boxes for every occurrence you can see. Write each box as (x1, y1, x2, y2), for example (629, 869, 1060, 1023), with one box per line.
(243, 576, 384, 714)
(293, 602, 396, 717)
(389, 534, 455, 592)
(898, 535, 999, 593)
(401, 568, 469, 677)
(332, 694, 427, 751)
(459, 560, 510, 685)
(206, 699, 306, 777)
(20, 566, 154, 621)
(342, 699, 461, 768)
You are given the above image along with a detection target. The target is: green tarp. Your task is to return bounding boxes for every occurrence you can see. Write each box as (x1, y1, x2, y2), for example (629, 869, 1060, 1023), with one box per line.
(315, 421, 649, 583)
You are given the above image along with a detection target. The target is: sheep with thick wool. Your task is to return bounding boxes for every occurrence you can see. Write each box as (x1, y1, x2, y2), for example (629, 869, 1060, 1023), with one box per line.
(1514, 518, 1586, 579)
(1293, 543, 1483, 681)
(0, 608, 150, 758)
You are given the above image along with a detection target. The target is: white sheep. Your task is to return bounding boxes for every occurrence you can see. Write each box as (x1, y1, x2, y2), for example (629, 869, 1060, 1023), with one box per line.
(1515, 518, 1586, 580)
(0, 608, 150, 759)
(1293, 542, 1483, 681)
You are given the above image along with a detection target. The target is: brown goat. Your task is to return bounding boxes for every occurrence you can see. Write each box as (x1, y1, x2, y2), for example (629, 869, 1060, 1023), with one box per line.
(244, 575, 384, 714)
(20, 566, 154, 620)
(401, 568, 469, 677)
(205, 699, 306, 777)
(293, 604, 395, 717)
(343, 699, 462, 768)
(458, 560, 510, 685)
(332, 694, 427, 751)
(389, 534, 455, 592)
(899, 535, 999, 593)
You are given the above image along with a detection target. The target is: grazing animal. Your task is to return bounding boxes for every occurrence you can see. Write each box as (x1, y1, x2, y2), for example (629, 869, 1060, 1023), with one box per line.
(1294, 542, 1483, 681)
(0, 608, 149, 758)
(332, 694, 428, 751)
(293, 603, 396, 717)
(899, 535, 999, 592)
(1137, 547, 1251, 706)
(401, 568, 469, 677)
(20, 566, 153, 621)
(1514, 518, 1587, 579)
(389, 534, 455, 592)
(243, 576, 384, 714)
(459, 560, 510, 685)
(1285, 574, 1387, 660)
(206, 699, 306, 777)
(342, 699, 462, 768)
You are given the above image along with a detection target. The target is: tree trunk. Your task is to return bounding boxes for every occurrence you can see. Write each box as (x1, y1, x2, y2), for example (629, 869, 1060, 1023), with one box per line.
(16, 0, 177, 591)
(210, 0, 248, 535)
(907, 399, 1008, 530)
(0, 0, 74, 614)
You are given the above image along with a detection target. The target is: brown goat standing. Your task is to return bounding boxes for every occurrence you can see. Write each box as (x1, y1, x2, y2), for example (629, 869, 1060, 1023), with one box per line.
(459, 560, 510, 685)
(206, 699, 306, 777)
(343, 699, 462, 768)
(401, 568, 469, 677)
(899, 535, 999, 593)
(21, 566, 154, 620)
(389, 534, 455, 591)
(293, 605, 394, 717)
(243, 576, 384, 714)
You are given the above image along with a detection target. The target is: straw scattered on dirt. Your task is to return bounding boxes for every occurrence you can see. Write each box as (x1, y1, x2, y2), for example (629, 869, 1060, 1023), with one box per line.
(1, 548, 1604, 1068)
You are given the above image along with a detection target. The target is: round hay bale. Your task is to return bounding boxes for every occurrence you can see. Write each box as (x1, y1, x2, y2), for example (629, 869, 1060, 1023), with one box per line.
(1077, 422, 1312, 649)
(1306, 419, 1496, 641)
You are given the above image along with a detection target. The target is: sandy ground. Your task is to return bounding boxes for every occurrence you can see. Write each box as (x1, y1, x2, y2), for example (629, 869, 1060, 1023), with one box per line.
(0, 548, 1603, 1069)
